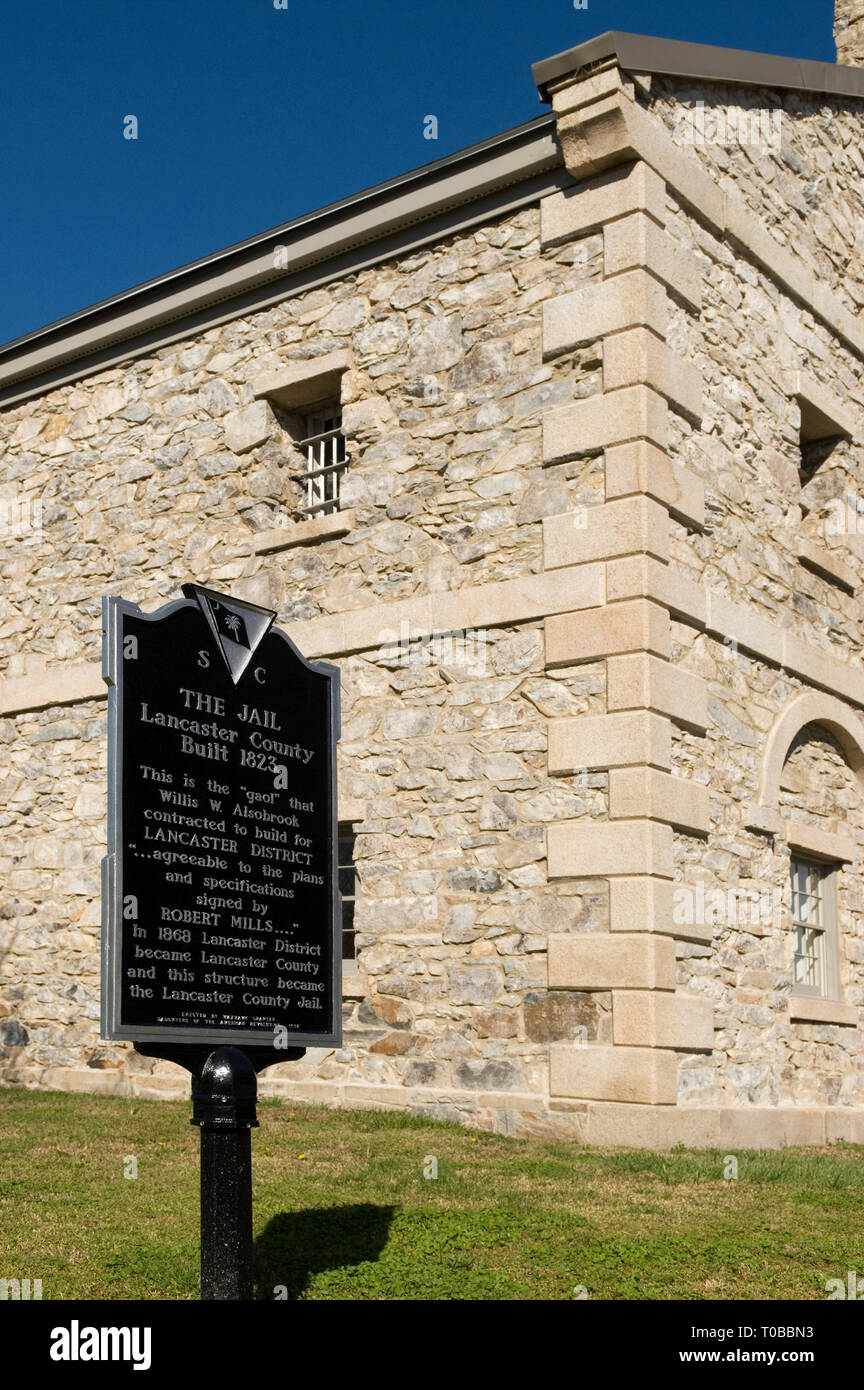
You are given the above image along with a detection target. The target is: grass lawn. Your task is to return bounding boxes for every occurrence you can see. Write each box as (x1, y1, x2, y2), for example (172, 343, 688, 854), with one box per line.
(0, 1086, 861, 1300)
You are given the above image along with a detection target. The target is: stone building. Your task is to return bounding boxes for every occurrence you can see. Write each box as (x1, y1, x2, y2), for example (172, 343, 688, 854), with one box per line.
(2, 19, 864, 1146)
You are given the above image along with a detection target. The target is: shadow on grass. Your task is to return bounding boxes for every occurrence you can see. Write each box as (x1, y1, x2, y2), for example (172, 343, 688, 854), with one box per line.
(254, 1204, 396, 1300)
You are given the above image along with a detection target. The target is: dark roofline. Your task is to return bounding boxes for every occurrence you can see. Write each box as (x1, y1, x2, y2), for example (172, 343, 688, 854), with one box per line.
(0, 113, 555, 361)
(0, 114, 565, 405)
(533, 30, 864, 102)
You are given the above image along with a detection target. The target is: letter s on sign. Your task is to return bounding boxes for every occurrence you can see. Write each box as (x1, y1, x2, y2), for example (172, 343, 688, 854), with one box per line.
(197, 650, 210, 669)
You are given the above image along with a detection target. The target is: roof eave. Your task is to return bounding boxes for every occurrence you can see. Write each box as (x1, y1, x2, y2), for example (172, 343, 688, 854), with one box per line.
(533, 30, 864, 102)
(0, 114, 566, 406)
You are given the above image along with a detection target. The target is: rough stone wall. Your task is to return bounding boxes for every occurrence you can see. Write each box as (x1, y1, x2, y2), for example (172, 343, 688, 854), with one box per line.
(777, 728, 864, 1103)
(0, 202, 611, 1122)
(671, 641, 864, 1109)
(3, 61, 864, 1144)
(663, 187, 864, 643)
(537, 59, 864, 1134)
(654, 168, 864, 1108)
(0, 698, 105, 1075)
(0, 208, 601, 682)
(0, 628, 613, 1114)
(646, 77, 864, 317)
(326, 632, 610, 1116)
(836, 0, 864, 66)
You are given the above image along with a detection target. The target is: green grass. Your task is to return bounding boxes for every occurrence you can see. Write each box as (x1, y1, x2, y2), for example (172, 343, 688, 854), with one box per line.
(0, 1087, 862, 1300)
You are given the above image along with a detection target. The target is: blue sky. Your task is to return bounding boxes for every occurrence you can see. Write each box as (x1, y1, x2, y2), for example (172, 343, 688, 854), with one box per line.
(0, 0, 837, 345)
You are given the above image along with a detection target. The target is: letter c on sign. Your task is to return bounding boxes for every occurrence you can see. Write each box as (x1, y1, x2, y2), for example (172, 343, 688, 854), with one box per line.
(254, 667, 266, 684)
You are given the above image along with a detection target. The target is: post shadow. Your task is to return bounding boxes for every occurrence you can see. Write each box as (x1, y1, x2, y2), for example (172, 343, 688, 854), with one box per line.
(253, 1204, 397, 1300)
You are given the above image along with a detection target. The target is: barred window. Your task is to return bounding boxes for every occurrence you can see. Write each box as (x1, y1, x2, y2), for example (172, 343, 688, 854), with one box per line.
(338, 825, 357, 962)
(790, 856, 838, 998)
(293, 401, 348, 516)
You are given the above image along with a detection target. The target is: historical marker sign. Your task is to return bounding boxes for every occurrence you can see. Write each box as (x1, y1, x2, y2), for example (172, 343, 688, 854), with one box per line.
(101, 585, 341, 1049)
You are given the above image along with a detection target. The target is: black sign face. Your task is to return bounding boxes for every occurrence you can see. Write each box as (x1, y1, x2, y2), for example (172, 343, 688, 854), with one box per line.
(101, 587, 341, 1048)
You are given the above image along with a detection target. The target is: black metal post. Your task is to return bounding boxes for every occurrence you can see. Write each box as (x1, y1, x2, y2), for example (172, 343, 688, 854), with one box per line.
(191, 1047, 259, 1300)
(135, 1040, 304, 1300)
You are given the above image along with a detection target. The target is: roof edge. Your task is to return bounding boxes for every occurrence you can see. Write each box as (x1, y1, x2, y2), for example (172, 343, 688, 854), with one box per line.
(0, 115, 565, 405)
(533, 30, 864, 102)
(0, 114, 556, 363)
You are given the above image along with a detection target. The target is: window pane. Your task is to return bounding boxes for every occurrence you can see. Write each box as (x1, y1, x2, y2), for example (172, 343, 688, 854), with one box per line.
(789, 855, 833, 996)
(793, 925, 823, 990)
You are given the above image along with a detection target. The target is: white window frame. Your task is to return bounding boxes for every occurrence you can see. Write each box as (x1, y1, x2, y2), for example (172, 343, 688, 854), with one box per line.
(789, 855, 840, 1000)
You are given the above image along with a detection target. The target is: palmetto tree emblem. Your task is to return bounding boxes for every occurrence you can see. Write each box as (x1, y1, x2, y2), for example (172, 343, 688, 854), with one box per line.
(182, 584, 276, 685)
(211, 600, 250, 650)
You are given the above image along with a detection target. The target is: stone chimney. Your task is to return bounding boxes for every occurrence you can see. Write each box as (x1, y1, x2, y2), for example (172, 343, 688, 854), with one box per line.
(835, 0, 864, 64)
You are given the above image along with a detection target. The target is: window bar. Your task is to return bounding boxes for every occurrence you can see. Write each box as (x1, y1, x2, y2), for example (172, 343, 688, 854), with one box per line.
(301, 425, 347, 516)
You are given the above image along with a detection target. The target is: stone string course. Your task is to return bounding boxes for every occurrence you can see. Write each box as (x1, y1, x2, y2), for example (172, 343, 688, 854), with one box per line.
(1, 52, 864, 1146)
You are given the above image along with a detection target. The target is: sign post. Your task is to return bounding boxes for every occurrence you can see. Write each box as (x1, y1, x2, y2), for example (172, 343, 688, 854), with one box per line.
(101, 585, 341, 1299)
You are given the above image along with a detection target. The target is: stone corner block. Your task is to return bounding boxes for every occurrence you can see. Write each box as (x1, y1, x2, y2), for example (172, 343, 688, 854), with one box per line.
(547, 820, 674, 880)
(543, 495, 669, 570)
(543, 270, 668, 358)
(604, 212, 702, 313)
(608, 875, 714, 944)
(546, 599, 671, 667)
(548, 932, 677, 990)
(555, 95, 640, 181)
(608, 876, 672, 934)
(612, 990, 714, 1049)
(550, 1042, 678, 1104)
(603, 327, 703, 422)
(606, 652, 708, 733)
(546, 64, 632, 119)
(609, 767, 709, 836)
(548, 710, 672, 774)
(604, 441, 704, 531)
(605, 557, 706, 626)
(544, 387, 669, 465)
(540, 159, 666, 246)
